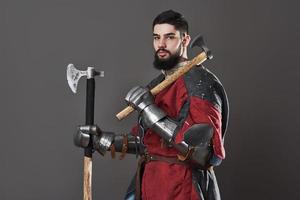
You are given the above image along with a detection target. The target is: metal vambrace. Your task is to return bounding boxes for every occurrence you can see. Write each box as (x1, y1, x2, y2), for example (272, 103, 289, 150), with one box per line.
(94, 133, 140, 156)
(141, 104, 214, 167)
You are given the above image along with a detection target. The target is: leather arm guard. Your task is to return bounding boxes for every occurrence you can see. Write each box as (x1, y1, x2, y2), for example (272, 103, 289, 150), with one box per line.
(74, 125, 140, 159)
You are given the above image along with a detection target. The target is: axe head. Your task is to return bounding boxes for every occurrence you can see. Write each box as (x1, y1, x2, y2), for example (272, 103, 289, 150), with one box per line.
(190, 35, 213, 60)
(67, 64, 87, 93)
(66, 64, 104, 93)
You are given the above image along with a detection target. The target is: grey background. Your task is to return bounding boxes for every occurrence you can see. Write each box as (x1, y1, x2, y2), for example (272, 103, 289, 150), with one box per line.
(1, 0, 299, 199)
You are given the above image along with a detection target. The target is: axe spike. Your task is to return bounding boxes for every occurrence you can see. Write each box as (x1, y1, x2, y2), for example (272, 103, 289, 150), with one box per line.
(190, 35, 213, 60)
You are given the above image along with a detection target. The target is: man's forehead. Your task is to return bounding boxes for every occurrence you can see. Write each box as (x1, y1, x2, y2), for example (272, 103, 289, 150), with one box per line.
(153, 23, 180, 36)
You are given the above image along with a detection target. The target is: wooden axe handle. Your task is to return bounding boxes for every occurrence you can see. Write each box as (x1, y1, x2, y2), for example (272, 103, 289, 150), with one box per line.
(116, 51, 208, 120)
(83, 156, 92, 200)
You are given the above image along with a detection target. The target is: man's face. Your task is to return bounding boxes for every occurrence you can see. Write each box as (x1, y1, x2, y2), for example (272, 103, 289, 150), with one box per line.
(153, 23, 183, 61)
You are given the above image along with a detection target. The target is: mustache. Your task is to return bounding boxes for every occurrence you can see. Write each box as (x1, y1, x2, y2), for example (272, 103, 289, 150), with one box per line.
(155, 49, 171, 55)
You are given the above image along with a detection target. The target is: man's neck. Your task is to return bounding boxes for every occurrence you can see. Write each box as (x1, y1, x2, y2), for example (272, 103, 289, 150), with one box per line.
(162, 57, 188, 78)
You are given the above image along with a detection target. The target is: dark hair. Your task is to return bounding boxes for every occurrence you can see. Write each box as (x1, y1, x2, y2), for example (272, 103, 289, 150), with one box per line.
(152, 10, 189, 35)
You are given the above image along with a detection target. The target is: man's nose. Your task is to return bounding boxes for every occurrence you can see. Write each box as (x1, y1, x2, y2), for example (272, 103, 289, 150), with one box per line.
(158, 38, 166, 48)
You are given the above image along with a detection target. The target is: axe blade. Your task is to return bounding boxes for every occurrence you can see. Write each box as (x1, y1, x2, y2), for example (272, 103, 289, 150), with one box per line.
(66, 63, 87, 93)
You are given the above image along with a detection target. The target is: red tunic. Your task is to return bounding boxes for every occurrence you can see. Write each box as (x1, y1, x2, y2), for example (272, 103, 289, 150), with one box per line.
(132, 73, 224, 200)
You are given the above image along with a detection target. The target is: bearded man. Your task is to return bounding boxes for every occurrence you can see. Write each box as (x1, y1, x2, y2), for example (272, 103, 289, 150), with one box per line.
(74, 10, 229, 200)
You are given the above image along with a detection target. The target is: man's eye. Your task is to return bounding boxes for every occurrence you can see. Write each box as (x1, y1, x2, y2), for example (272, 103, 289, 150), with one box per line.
(154, 36, 160, 40)
(167, 36, 175, 40)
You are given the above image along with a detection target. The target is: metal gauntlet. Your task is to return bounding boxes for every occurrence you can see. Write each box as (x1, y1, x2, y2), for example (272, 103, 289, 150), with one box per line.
(93, 132, 114, 155)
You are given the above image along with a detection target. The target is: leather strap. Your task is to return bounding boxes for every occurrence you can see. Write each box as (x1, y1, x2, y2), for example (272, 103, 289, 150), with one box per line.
(110, 144, 116, 159)
(147, 154, 188, 165)
(177, 147, 195, 161)
(119, 134, 128, 160)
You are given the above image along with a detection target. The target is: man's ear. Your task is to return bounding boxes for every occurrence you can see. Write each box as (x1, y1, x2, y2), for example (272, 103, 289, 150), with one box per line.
(182, 34, 191, 48)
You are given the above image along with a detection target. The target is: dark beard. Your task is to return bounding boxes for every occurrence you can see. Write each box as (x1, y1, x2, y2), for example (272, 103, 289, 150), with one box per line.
(153, 48, 181, 70)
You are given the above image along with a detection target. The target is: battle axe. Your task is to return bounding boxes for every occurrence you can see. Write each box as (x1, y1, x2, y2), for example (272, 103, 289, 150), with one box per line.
(116, 35, 213, 120)
(67, 64, 104, 200)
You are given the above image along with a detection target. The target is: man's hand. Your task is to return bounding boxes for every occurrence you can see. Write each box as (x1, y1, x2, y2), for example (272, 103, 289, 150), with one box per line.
(125, 86, 154, 112)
